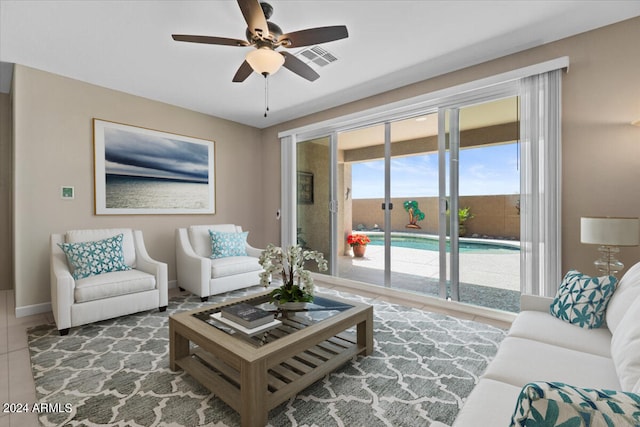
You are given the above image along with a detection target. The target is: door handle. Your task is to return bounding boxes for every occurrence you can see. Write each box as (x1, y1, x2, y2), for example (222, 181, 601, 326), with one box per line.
(381, 203, 394, 210)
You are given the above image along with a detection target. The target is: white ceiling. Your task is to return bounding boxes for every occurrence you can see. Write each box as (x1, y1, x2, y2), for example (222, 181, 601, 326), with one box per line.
(1, 1, 639, 129)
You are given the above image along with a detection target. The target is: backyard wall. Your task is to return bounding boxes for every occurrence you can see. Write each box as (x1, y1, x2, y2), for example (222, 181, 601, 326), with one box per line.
(352, 195, 520, 239)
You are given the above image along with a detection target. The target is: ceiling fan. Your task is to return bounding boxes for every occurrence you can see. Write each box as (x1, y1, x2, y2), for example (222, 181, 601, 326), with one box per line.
(172, 0, 349, 83)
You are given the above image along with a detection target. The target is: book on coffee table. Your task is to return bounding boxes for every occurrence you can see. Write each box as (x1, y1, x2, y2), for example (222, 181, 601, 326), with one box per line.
(210, 313, 282, 337)
(220, 303, 275, 329)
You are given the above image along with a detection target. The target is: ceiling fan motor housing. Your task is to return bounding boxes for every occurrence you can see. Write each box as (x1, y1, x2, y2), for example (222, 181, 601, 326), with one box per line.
(245, 21, 283, 46)
(260, 2, 274, 19)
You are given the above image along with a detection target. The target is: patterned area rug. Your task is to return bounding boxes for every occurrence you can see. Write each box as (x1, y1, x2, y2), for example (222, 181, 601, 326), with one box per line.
(28, 287, 506, 427)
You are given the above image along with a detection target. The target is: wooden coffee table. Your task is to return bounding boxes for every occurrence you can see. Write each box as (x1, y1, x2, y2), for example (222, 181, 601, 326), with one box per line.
(169, 291, 374, 427)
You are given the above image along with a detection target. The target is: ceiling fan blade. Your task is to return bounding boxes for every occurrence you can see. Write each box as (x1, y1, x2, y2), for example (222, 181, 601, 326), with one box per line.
(237, 0, 269, 38)
(281, 52, 320, 82)
(232, 60, 254, 82)
(172, 34, 249, 47)
(279, 26, 348, 48)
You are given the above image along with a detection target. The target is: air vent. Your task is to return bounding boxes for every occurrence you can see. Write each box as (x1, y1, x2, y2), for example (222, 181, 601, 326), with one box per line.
(295, 46, 338, 68)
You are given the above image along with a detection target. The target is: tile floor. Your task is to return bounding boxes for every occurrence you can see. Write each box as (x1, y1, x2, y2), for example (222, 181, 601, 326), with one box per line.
(0, 290, 53, 427)
(0, 284, 513, 427)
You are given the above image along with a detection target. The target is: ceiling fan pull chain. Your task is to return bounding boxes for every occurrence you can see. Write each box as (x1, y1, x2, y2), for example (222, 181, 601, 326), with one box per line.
(264, 73, 270, 117)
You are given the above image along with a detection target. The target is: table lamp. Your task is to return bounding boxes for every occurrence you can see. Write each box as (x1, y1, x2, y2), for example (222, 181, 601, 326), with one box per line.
(581, 217, 640, 276)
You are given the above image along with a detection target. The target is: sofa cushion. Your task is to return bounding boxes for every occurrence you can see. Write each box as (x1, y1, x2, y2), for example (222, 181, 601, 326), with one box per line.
(607, 261, 640, 334)
(549, 270, 616, 329)
(188, 224, 239, 258)
(611, 296, 640, 391)
(211, 256, 261, 279)
(508, 310, 612, 358)
(482, 337, 621, 390)
(66, 228, 136, 267)
(74, 269, 156, 303)
(209, 230, 248, 259)
(59, 233, 131, 280)
(452, 379, 522, 427)
(510, 382, 640, 427)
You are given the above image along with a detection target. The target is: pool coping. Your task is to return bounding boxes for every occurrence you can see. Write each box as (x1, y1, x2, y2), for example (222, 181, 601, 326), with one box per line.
(358, 231, 521, 250)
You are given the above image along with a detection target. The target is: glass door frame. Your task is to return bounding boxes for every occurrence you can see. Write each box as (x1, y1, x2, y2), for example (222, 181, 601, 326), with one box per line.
(283, 133, 341, 276)
(438, 94, 521, 302)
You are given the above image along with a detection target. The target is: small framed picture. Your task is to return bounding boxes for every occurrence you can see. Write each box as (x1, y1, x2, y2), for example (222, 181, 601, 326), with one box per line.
(297, 172, 313, 204)
(61, 186, 74, 200)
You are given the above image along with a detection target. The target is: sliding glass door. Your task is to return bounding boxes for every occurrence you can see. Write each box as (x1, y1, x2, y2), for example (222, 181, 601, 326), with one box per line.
(282, 62, 564, 310)
(296, 136, 333, 273)
(439, 96, 521, 310)
(336, 114, 443, 294)
(336, 123, 387, 285)
(389, 115, 441, 294)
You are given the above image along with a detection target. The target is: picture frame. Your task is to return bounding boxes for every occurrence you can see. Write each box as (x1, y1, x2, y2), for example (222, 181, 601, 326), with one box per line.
(297, 171, 314, 204)
(93, 119, 215, 215)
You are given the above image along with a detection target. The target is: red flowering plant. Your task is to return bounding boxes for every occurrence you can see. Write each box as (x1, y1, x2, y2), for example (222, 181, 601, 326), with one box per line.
(347, 234, 371, 247)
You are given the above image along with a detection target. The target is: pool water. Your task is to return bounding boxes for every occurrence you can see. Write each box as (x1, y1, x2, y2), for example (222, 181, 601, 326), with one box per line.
(366, 234, 519, 254)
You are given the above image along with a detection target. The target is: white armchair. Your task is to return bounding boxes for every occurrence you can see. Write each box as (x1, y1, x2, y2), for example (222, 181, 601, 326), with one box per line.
(176, 224, 263, 301)
(50, 228, 168, 335)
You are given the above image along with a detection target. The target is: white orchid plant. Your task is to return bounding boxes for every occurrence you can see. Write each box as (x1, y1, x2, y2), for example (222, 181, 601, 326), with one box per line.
(259, 244, 328, 304)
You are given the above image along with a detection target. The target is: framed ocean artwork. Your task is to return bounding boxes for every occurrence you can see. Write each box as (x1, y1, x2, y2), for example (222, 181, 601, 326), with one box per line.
(93, 119, 215, 215)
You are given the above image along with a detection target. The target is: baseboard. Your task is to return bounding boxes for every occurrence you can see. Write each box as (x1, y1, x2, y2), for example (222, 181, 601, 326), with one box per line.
(16, 301, 52, 318)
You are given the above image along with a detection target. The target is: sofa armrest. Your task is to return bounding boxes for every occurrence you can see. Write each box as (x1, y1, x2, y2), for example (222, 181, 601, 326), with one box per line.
(176, 228, 211, 296)
(50, 234, 75, 330)
(133, 230, 168, 307)
(520, 294, 554, 312)
(510, 382, 640, 427)
(246, 243, 263, 258)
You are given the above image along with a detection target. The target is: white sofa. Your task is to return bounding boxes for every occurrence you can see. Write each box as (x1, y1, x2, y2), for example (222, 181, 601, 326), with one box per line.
(444, 262, 640, 426)
(175, 224, 263, 301)
(50, 228, 168, 335)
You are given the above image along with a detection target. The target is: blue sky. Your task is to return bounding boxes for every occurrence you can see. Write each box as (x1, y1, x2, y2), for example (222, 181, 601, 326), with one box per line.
(352, 143, 519, 198)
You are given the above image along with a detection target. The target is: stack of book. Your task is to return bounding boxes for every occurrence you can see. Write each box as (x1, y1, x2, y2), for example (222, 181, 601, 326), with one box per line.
(221, 303, 274, 328)
(211, 303, 281, 336)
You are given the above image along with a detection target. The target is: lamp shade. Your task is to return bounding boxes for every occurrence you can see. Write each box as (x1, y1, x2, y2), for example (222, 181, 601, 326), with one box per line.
(581, 217, 640, 246)
(246, 48, 284, 76)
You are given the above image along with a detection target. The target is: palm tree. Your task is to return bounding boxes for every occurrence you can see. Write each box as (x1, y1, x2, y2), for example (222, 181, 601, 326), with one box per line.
(403, 200, 425, 229)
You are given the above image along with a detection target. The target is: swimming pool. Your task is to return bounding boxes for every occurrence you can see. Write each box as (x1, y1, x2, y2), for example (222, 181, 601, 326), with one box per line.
(365, 232, 520, 254)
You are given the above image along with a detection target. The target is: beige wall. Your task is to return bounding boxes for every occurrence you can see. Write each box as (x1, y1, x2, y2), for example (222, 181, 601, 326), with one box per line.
(0, 93, 12, 290)
(353, 195, 520, 239)
(12, 65, 266, 310)
(10, 16, 640, 311)
(261, 17, 640, 280)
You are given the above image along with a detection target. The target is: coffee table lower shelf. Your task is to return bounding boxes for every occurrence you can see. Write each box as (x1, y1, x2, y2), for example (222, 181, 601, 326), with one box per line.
(175, 330, 363, 414)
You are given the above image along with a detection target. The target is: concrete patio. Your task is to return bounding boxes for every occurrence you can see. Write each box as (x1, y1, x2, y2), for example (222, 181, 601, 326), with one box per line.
(336, 240, 521, 312)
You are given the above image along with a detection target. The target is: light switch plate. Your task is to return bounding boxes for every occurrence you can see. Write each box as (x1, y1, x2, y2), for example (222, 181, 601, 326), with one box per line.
(61, 186, 74, 200)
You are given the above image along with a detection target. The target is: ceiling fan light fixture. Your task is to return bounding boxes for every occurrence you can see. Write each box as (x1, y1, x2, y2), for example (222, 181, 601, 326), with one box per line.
(246, 47, 284, 76)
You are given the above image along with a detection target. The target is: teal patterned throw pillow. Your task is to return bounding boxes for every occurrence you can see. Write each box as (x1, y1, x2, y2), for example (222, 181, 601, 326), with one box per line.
(209, 230, 248, 259)
(510, 382, 640, 427)
(58, 233, 131, 280)
(549, 270, 616, 329)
